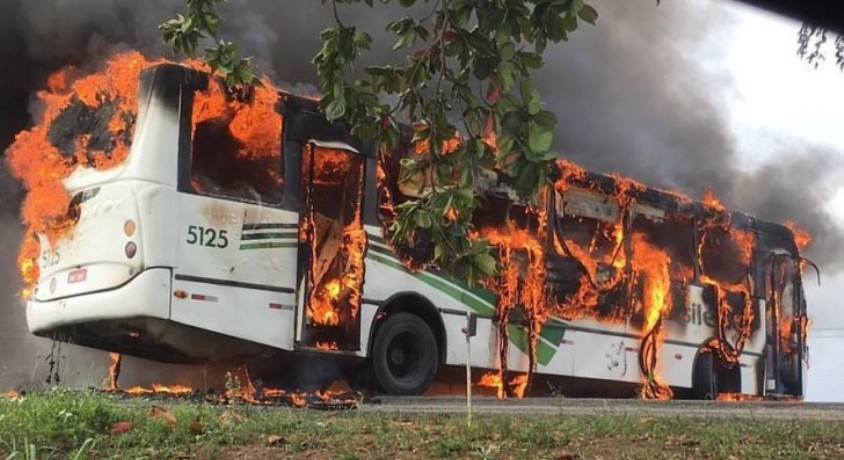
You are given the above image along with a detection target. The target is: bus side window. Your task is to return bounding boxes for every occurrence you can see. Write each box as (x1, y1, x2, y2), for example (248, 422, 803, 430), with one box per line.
(630, 209, 695, 283)
(376, 144, 414, 224)
(630, 209, 695, 322)
(699, 223, 753, 286)
(554, 189, 620, 268)
(187, 90, 284, 205)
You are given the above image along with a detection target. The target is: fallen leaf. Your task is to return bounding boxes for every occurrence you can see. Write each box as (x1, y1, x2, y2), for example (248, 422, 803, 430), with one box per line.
(267, 434, 287, 446)
(189, 418, 204, 435)
(111, 420, 133, 434)
(149, 406, 176, 427)
(219, 410, 246, 425)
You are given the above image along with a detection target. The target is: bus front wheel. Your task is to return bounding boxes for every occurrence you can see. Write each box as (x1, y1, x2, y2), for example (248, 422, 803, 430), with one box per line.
(692, 352, 741, 399)
(371, 312, 439, 395)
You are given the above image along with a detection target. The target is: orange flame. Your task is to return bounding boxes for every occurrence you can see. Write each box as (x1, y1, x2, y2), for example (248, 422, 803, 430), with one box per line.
(124, 384, 194, 395)
(108, 352, 122, 391)
(479, 201, 548, 398)
(784, 220, 812, 251)
(631, 233, 673, 400)
(477, 372, 528, 398)
(7, 52, 157, 296)
(701, 189, 726, 213)
(303, 147, 367, 329)
(315, 341, 340, 350)
(7, 51, 284, 297)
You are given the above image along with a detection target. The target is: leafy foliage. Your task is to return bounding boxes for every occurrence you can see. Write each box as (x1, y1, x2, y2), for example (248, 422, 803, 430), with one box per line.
(798, 23, 844, 70)
(163, 0, 598, 284)
(160, 0, 259, 88)
(313, 0, 596, 282)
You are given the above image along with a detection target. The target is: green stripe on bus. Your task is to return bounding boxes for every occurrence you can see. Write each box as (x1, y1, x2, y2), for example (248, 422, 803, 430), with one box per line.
(366, 251, 495, 316)
(239, 241, 298, 250)
(234, 238, 563, 364)
(367, 244, 498, 308)
(506, 325, 556, 366)
(367, 246, 563, 365)
(241, 231, 299, 241)
(242, 223, 298, 231)
(539, 324, 565, 347)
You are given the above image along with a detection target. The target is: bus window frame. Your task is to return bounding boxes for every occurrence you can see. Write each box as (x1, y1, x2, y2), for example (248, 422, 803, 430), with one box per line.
(176, 86, 288, 209)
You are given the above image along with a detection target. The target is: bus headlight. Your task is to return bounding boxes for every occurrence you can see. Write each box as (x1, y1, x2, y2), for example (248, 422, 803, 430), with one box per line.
(125, 241, 137, 259)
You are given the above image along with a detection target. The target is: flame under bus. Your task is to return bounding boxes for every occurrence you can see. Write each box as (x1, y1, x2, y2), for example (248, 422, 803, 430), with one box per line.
(26, 63, 809, 398)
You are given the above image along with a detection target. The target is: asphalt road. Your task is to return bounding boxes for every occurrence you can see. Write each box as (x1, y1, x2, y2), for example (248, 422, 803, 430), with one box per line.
(357, 396, 844, 420)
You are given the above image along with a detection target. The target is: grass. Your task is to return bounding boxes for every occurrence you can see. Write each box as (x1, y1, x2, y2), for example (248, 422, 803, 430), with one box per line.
(1, 390, 843, 459)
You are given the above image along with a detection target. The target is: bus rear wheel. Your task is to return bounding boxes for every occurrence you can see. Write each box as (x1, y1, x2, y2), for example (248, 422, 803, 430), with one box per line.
(371, 312, 438, 395)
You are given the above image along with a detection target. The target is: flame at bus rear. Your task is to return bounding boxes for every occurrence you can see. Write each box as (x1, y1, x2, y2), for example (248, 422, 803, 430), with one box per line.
(7, 51, 284, 298)
(6, 52, 155, 296)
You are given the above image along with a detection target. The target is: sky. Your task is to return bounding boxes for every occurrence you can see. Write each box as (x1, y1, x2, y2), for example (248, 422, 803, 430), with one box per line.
(0, 0, 842, 400)
(720, 4, 844, 401)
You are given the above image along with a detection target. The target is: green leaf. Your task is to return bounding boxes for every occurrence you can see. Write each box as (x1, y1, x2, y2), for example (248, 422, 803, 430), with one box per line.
(497, 61, 515, 91)
(520, 80, 541, 115)
(354, 30, 373, 50)
(528, 122, 554, 153)
(533, 110, 558, 130)
(414, 211, 434, 229)
(434, 243, 445, 262)
(578, 5, 599, 25)
(514, 161, 538, 196)
(473, 252, 498, 276)
(324, 96, 347, 121)
(496, 135, 515, 156)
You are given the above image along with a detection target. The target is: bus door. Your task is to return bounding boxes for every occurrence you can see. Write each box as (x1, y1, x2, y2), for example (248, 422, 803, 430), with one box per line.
(766, 253, 809, 395)
(296, 140, 366, 350)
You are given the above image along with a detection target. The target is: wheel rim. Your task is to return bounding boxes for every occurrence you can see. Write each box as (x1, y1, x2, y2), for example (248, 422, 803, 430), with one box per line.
(386, 331, 422, 380)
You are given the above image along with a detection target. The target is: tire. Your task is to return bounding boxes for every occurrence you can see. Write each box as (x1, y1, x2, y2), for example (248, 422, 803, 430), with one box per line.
(371, 312, 439, 395)
(692, 352, 741, 400)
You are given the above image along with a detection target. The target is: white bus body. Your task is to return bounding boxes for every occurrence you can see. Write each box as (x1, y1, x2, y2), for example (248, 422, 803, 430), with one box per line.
(26, 64, 809, 398)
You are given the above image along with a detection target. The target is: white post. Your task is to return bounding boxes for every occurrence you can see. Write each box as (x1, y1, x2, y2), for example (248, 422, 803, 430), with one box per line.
(466, 328, 472, 426)
(464, 312, 474, 427)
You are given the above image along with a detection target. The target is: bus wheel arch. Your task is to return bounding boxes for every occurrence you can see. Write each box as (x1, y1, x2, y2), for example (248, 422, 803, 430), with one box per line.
(691, 344, 742, 400)
(367, 294, 445, 395)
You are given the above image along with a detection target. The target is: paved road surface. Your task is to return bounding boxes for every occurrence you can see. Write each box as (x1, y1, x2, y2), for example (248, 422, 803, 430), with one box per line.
(357, 396, 844, 420)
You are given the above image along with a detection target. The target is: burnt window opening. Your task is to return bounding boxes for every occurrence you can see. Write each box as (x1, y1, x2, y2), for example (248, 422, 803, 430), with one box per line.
(188, 87, 284, 205)
(768, 257, 797, 342)
(699, 223, 754, 286)
(630, 209, 696, 324)
(474, 194, 542, 232)
(553, 189, 622, 278)
(376, 142, 416, 221)
(549, 188, 627, 320)
(190, 119, 283, 204)
(631, 211, 695, 283)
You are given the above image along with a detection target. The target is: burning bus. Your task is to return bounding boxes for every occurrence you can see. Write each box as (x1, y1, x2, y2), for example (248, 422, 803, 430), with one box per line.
(9, 54, 812, 399)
